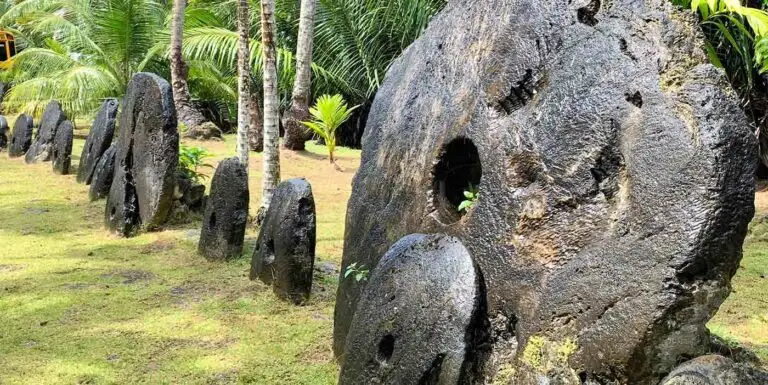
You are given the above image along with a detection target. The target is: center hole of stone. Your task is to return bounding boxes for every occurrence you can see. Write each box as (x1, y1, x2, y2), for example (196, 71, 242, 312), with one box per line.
(377, 334, 395, 364)
(432, 137, 482, 223)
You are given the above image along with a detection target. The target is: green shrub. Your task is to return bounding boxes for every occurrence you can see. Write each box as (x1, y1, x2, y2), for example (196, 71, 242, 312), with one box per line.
(178, 144, 213, 183)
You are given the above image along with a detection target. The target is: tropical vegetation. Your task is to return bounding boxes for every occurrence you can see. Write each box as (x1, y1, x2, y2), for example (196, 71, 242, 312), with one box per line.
(0, 0, 446, 124)
(672, 0, 768, 164)
(301, 94, 356, 164)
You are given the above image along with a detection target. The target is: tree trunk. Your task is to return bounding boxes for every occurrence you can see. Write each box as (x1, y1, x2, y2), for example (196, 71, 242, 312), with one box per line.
(249, 96, 264, 152)
(236, 0, 251, 167)
(282, 0, 317, 151)
(260, 0, 280, 211)
(170, 0, 209, 130)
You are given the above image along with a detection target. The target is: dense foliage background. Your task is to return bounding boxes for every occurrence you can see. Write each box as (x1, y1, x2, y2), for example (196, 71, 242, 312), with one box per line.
(0, 0, 445, 127)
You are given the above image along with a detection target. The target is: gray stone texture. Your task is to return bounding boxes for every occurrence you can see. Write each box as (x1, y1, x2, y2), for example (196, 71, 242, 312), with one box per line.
(198, 158, 249, 261)
(339, 234, 486, 385)
(89, 144, 116, 201)
(8, 114, 33, 158)
(77, 98, 118, 184)
(52, 120, 74, 175)
(660, 355, 768, 385)
(0, 115, 8, 149)
(25, 100, 66, 163)
(105, 72, 178, 236)
(251, 178, 316, 304)
(333, 1, 757, 384)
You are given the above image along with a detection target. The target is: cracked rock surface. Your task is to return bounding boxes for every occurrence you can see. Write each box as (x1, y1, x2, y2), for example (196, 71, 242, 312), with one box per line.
(334, 1, 757, 383)
(105, 72, 178, 237)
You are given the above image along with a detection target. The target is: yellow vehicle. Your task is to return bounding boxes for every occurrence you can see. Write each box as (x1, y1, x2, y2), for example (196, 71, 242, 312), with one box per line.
(0, 31, 16, 70)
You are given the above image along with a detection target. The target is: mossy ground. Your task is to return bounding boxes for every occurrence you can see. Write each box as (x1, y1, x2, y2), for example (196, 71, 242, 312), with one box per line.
(708, 185, 768, 364)
(0, 131, 766, 384)
(0, 134, 359, 384)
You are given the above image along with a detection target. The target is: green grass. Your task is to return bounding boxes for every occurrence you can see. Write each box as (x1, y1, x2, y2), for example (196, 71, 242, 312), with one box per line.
(0, 135, 360, 384)
(0, 131, 766, 383)
(709, 216, 768, 364)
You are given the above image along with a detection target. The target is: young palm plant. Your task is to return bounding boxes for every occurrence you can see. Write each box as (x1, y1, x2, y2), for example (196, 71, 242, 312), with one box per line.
(301, 94, 357, 166)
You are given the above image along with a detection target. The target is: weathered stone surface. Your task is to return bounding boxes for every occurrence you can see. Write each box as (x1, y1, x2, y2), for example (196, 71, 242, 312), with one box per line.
(25, 100, 66, 163)
(0, 115, 8, 149)
(8, 114, 33, 158)
(105, 72, 178, 236)
(334, 1, 757, 384)
(250, 178, 316, 304)
(198, 158, 249, 261)
(660, 355, 768, 385)
(183, 121, 223, 141)
(52, 120, 74, 175)
(89, 144, 116, 201)
(77, 98, 118, 184)
(174, 176, 206, 212)
(339, 234, 486, 385)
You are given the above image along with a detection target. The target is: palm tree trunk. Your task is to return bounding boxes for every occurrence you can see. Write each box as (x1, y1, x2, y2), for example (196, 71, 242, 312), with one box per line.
(260, 0, 280, 212)
(170, 0, 208, 130)
(236, 0, 251, 167)
(282, 0, 317, 151)
(248, 96, 264, 152)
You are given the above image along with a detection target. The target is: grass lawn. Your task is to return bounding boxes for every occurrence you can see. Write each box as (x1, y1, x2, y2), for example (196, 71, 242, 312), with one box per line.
(0, 131, 766, 384)
(0, 134, 359, 384)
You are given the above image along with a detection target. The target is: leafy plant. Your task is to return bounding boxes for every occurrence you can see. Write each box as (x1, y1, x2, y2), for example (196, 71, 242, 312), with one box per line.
(301, 94, 358, 164)
(672, 0, 768, 78)
(343, 262, 369, 283)
(458, 183, 479, 213)
(177, 144, 213, 183)
(671, 0, 768, 164)
(0, 0, 167, 117)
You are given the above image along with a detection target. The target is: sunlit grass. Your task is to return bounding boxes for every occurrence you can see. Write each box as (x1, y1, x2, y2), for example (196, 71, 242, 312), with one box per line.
(0, 125, 766, 383)
(0, 135, 357, 384)
(709, 215, 768, 365)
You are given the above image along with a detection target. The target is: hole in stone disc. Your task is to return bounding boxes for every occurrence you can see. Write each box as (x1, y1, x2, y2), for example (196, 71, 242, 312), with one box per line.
(209, 212, 217, 229)
(264, 239, 275, 264)
(377, 334, 395, 364)
(577, 0, 600, 26)
(431, 137, 482, 223)
(110, 206, 116, 219)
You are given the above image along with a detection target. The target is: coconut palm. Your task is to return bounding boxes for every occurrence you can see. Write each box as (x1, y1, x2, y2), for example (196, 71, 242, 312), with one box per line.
(260, 0, 280, 213)
(181, 0, 444, 110)
(236, 0, 251, 164)
(170, 0, 210, 130)
(0, 0, 167, 117)
(282, 0, 316, 151)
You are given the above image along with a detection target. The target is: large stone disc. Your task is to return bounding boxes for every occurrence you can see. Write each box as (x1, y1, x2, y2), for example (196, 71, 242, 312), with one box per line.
(77, 98, 118, 184)
(334, 1, 757, 383)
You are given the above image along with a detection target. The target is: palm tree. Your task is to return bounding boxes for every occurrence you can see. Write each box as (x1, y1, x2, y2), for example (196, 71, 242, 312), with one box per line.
(170, 0, 210, 130)
(0, 0, 167, 117)
(181, 0, 445, 123)
(282, 0, 316, 151)
(260, 0, 280, 213)
(236, 0, 251, 165)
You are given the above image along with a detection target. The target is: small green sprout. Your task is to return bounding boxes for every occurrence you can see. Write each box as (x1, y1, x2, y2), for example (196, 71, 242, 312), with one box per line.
(344, 262, 369, 282)
(458, 184, 479, 212)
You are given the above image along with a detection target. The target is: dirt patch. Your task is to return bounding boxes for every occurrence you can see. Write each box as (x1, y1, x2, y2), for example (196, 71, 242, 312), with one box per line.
(24, 207, 49, 215)
(101, 269, 155, 284)
(169, 281, 217, 305)
(208, 370, 238, 385)
(140, 239, 177, 254)
(0, 264, 24, 272)
(297, 341, 334, 365)
(63, 283, 92, 290)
